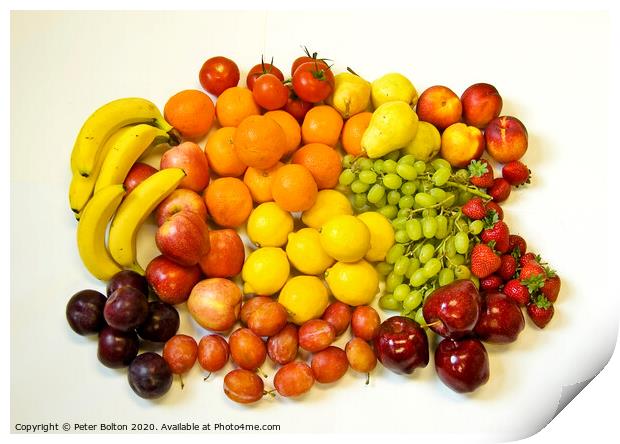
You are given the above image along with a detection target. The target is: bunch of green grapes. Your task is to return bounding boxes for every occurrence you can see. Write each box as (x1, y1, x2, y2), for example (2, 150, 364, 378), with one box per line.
(338, 150, 490, 323)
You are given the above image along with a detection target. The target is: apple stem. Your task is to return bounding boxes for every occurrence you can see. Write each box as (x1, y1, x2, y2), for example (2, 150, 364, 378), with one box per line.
(420, 320, 442, 329)
(203, 372, 212, 382)
(445, 181, 492, 200)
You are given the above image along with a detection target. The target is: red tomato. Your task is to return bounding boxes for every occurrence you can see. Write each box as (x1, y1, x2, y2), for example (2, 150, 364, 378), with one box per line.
(252, 74, 289, 111)
(246, 62, 284, 91)
(284, 88, 313, 122)
(199, 56, 240, 96)
(291, 56, 314, 76)
(291, 61, 335, 103)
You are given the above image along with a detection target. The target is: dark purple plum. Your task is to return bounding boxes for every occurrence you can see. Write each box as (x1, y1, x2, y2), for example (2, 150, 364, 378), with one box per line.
(66, 289, 107, 335)
(128, 352, 173, 399)
(103, 287, 148, 331)
(106, 270, 149, 297)
(97, 326, 139, 368)
(137, 301, 180, 343)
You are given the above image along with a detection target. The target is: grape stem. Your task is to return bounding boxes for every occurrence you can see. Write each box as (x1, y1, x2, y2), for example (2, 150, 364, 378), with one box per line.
(445, 181, 492, 200)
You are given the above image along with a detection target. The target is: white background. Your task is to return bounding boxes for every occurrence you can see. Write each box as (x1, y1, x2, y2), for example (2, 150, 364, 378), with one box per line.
(8, 7, 617, 442)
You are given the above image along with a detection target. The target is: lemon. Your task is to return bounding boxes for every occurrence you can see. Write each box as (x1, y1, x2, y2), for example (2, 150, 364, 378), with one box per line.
(278, 276, 330, 325)
(403, 121, 441, 161)
(320, 214, 370, 262)
(286, 228, 334, 275)
(242, 247, 290, 295)
(357, 212, 395, 262)
(325, 260, 379, 306)
(247, 202, 294, 247)
(301, 190, 353, 229)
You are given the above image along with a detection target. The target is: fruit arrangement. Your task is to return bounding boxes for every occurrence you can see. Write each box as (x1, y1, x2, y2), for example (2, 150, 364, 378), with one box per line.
(66, 48, 561, 402)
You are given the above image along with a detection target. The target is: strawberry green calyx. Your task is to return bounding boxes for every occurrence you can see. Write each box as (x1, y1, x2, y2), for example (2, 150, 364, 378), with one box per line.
(533, 294, 552, 309)
(468, 160, 489, 178)
(521, 275, 545, 293)
(483, 211, 500, 229)
(543, 265, 556, 278)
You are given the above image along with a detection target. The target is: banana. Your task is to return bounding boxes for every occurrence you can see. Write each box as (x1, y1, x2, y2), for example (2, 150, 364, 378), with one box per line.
(94, 124, 169, 193)
(71, 97, 172, 177)
(76, 184, 126, 280)
(108, 168, 185, 274)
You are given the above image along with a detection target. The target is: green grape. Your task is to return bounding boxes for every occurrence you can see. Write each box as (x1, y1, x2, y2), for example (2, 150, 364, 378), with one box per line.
(410, 269, 428, 287)
(377, 205, 398, 219)
(432, 167, 451, 187)
(359, 170, 378, 184)
(454, 168, 469, 182)
(339, 169, 356, 186)
(418, 180, 433, 193)
(383, 159, 398, 173)
(401, 181, 417, 195)
(351, 180, 370, 194)
(469, 220, 484, 235)
(373, 159, 385, 173)
(423, 258, 441, 278)
(367, 184, 385, 204)
(438, 268, 455, 286)
(393, 256, 410, 276)
(379, 294, 401, 311)
(398, 195, 415, 209)
(352, 193, 368, 210)
(429, 187, 447, 202)
(386, 272, 404, 291)
(375, 194, 387, 208)
(392, 216, 407, 231)
(398, 154, 416, 165)
(383, 173, 403, 190)
(386, 244, 405, 264)
(397, 208, 412, 218)
(358, 158, 374, 170)
(403, 291, 424, 312)
(418, 244, 435, 264)
(470, 276, 480, 289)
(424, 286, 436, 300)
(415, 192, 437, 208)
(342, 154, 355, 168)
(422, 216, 438, 238)
(393, 284, 410, 302)
(435, 215, 449, 239)
(387, 190, 401, 205)
(422, 208, 438, 218)
(458, 190, 473, 205)
(395, 229, 410, 244)
(454, 265, 471, 279)
(414, 307, 425, 325)
(405, 258, 421, 278)
(455, 218, 469, 232)
(406, 219, 422, 241)
(385, 150, 401, 161)
(413, 160, 427, 174)
(443, 192, 457, 207)
(451, 254, 465, 266)
(431, 158, 452, 172)
(376, 261, 393, 276)
(445, 236, 457, 258)
(396, 164, 418, 181)
(454, 231, 470, 254)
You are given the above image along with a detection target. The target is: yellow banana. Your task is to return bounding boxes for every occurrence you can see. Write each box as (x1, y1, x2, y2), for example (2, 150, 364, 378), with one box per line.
(108, 168, 185, 274)
(71, 97, 172, 177)
(76, 184, 126, 280)
(94, 124, 169, 193)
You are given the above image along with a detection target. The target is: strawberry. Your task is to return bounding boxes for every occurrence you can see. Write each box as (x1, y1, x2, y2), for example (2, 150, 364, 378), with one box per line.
(519, 262, 546, 280)
(488, 177, 511, 202)
(519, 252, 540, 267)
(541, 267, 561, 302)
(498, 254, 517, 280)
(480, 274, 503, 291)
(462, 197, 487, 220)
(486, 202, 504, 220)
(502, 161, 531, 186)
(481, 215, 510, 253)
(508, 234, 527, 257)
(526, 295, 554, 328)
(468, 159, 494, 188)
(470, 243, 501, 278)
(502, 279, 530, 306)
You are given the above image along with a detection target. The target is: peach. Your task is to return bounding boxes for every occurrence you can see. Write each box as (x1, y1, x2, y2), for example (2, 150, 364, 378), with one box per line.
(485, 116, 528, 163)
(156, 211, 210, 266)
(461, 83, 503, 129)
(198, 229, 245, 278)
(440, 123, 485, 168)
(416, 85, 462, 131)
(155, 189, 208, 226)
(160, 142, 210, 192)
(123, 162, 157, 194)
(187, 278, 242, 331)
(146, 255, 202, 305)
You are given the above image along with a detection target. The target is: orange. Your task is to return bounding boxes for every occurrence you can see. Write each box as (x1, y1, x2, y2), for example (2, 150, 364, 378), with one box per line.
(204, 177, 253, 228)
(291, 143, 342, 190)
(164, 89, 215, 140)
(341, 112, 372, 156)
(243, 162, 284, 203)
(301, 105, 344, 147)
(204, 127, 247, 177)
(271, 164, 318, 212)
(215, 86, 261, 127)
(264, 110, 301, 157)
(233, 115, 287, 170)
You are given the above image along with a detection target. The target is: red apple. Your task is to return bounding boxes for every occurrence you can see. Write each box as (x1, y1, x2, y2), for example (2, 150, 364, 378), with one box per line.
(155, 189, 208, 226)
(440, 122, 485, 167)
(160, 141, 210, 193)
(485, 116, 528, 163)
(146, 255, 202, 305)
(187, 278, 242, 331)
(416, 85, 462, 131)
(123, 162, 158, 194)
(460, 83, 503, 129)
(199, 229, 245, 278)
(156, 211, 210, 266)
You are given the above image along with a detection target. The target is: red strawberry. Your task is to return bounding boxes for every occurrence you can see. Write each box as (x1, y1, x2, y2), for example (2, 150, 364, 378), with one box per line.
(519, 252, 539, 267)
(498, 254, 517, 280)
(526, 295, 554, 328)
(488, 178, 511, 202)
(486, 201, 504, 220)
(502, 279, 530, 306)
(508, 234, 527, 257)
(520, 262, 546, 280)
(480, 274, 503, 291)
(462, 197, 487, 220)
(470, 244, 501, 278)
(502, 161, 531, 186)
(541, 268, 561, 303)
(468, 159, 494, 188)
(481, 217, 510, 253)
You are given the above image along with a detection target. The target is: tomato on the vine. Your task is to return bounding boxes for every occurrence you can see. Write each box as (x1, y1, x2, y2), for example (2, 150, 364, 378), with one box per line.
(199, 56, 240, 96)
(252, 73, 289, 111)
(246, 61, 284, 91)
(284, 87, 313, 122)
(290, 47, 329, 76)
(291, 61, 335, 103)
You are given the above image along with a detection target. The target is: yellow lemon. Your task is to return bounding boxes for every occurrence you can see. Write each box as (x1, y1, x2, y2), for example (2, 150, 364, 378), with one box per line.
(247, 202, 294, 247)
(403, 121, 441, 161)
(301, 189, 353, 229)
(241, 247, 290, 295)
(286, 228, 334, 275)
(357, 212, 395, 262)
(325, 260, 379, 306)
(278, 276, 329, 325)
(320, 214, 370, 262)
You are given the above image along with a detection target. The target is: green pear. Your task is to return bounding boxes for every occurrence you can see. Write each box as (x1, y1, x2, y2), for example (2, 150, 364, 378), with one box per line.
(326, 72, 371, 119)
(361, 101, 419, 159)
(403, 121, 441, 161)
(371, 73, 418, 109)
